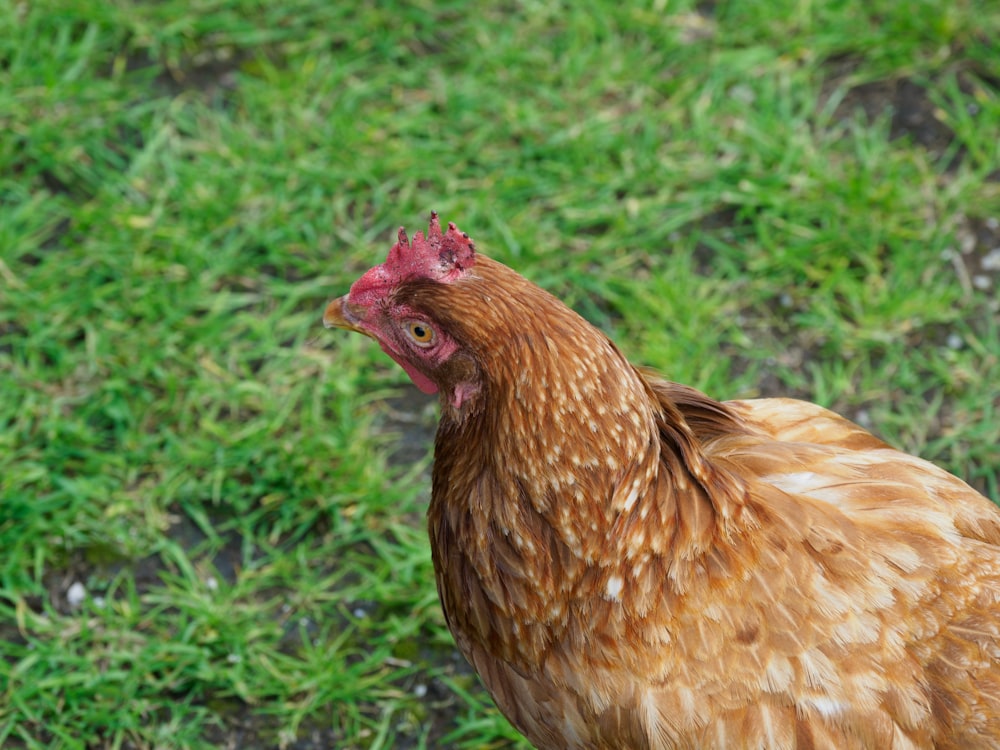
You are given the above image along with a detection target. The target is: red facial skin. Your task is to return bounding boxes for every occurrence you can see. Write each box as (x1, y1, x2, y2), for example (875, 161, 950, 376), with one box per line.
(323, 212, 476, 408)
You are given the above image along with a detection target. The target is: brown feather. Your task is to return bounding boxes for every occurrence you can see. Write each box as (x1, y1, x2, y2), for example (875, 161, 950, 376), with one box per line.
(336, 247, 1000, 749)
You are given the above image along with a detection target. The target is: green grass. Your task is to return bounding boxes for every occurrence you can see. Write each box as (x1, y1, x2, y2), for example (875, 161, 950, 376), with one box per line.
(2, 0, 999, 747)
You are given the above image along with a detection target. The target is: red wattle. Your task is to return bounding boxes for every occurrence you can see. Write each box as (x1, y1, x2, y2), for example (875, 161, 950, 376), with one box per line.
(380, 344, 439, 394)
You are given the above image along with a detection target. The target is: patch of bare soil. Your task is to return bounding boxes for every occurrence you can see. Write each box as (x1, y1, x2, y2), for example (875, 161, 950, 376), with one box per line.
(827, 66, 1000, 181)
(834, 77, 960, 164)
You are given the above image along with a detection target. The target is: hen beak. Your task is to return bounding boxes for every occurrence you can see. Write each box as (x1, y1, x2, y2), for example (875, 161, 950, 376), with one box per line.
(323, 296, 373, 338)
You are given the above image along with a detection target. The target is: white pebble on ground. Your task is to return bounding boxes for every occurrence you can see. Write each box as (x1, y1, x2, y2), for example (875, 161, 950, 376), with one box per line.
(67, 582, 86, 608)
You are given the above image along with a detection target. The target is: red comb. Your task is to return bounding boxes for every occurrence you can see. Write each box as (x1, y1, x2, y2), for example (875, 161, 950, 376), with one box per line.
(349, 212, 477, 305)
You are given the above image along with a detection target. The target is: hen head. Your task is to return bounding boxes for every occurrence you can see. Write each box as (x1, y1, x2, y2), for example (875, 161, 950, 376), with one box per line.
(323, 212, 483, 410)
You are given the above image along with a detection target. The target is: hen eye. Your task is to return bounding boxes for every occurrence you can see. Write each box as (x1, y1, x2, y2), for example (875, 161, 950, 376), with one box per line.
(406, 321, 436, 347)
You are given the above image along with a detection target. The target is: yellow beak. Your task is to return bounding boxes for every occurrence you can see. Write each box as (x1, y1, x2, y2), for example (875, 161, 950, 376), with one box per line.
(322, 296, 373, 337)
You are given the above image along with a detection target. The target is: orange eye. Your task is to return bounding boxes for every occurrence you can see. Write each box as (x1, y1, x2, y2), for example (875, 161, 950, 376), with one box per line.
(406, 321, 436, 347)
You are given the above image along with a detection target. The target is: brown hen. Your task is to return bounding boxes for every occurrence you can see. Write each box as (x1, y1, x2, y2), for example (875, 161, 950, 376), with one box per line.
(324, 213, 1000, 750)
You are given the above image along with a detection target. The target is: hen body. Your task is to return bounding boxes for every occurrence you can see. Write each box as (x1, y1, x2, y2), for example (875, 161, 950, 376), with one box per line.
(325, 215, 1000, 749)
